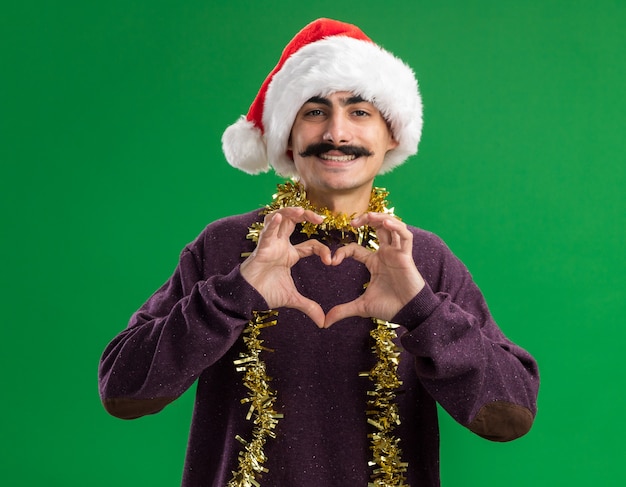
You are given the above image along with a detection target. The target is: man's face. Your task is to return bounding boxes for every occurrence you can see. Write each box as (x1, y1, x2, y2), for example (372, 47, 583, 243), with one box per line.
(288, 91, 398, 205)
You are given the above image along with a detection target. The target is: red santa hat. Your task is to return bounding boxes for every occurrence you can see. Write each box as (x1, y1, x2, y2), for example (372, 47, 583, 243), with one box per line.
(222, 18, 422, 177)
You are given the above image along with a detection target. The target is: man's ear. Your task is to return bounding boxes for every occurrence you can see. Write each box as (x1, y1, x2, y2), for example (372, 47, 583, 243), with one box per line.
(287, 135, 294, 159)
(383, 119, 399, 151)
(387, 135, 400, 152)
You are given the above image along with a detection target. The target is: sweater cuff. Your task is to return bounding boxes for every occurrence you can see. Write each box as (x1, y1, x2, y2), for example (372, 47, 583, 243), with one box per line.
(205, 265, 269, 321)
(391, 283, 442, 331)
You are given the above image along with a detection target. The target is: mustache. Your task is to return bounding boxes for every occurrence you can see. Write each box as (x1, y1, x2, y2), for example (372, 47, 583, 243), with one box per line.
(298, 142, 374, 159)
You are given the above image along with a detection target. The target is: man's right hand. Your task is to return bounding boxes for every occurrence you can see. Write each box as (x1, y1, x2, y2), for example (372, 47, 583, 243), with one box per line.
(239, 207, 331, 328)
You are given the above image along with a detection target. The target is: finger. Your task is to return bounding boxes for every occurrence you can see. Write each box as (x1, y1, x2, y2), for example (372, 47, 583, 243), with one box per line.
(332, 243, 372, 266)
(274, 207, 324, 225)
(260, 208, 301, 240)
(379, 222, 402, 249)
(273, 206, 305, 220)
(324, 299, 366, 328)
(354, 213, 412, 250)
(289, 294, 326, 329)
(271, 207, 325, 239)
(352, 212, 402, 230)
(258, 212, 283, 242)
(301, 209, 325, 225)
(274, 210, 301, 239)
(390, 228, 402, 249)
(258, 211, 298, 246)
(381, 218, 413, 251)
(350, 211, 384, 228)
(294, 240, 332, 265)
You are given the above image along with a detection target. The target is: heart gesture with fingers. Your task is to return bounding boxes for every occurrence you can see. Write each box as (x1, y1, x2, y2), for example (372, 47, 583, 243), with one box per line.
(240, 207, 425, 329)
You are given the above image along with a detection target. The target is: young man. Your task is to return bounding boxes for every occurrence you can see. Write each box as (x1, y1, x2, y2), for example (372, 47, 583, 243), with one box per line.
(99, 18, 539, 487)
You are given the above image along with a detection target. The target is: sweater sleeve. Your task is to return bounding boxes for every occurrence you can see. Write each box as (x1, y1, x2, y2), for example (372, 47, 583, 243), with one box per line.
(394, 231, 539, 442)
(98, 234, 268, 420)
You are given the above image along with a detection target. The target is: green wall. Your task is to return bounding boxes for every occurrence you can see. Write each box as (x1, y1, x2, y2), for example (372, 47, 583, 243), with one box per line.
(1, 1, 624, 485)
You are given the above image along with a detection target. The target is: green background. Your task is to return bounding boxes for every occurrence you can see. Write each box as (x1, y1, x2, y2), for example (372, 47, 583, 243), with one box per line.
(1, 1, 624, 485)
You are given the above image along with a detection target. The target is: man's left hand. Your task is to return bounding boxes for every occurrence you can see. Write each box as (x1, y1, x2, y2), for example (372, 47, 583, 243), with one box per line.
(324, 212, 425, 328)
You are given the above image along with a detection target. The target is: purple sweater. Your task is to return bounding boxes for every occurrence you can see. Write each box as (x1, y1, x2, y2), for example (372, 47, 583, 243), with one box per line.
(99, 209, 539, 486)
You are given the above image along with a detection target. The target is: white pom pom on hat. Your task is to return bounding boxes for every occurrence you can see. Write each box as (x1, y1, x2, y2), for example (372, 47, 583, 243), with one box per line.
(221, 18, 422, 177)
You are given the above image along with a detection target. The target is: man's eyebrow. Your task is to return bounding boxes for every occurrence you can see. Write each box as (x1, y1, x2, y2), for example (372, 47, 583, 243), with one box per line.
(304, 95, 370, 106)
(305, 96, 331, 106)
(343, 95, 368, 105)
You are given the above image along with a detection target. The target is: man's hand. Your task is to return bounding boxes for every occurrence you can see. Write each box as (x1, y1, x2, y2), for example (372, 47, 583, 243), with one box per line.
(324, 212, 425, 328)
(240, 207, 332, 328)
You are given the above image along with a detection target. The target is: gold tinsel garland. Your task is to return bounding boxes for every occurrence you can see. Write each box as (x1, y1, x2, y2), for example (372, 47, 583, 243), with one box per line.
(363, 319, 410, 486)
(242, 180, 396, 252)
(228, 310, 282, 487)
(229, 181, 409, 486)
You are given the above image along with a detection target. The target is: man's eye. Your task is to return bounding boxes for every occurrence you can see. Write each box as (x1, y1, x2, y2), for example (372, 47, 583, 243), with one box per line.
(306, 109, 324, 116)
(353, 110, 369, 117)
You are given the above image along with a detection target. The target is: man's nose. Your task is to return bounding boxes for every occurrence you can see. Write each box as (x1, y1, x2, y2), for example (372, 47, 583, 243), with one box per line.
(322, 112, 351, 144)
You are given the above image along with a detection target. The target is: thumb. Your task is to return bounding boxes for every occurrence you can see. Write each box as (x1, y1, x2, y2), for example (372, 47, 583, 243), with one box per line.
(324, 299, 365, 328)
(290, 294, 326, 329)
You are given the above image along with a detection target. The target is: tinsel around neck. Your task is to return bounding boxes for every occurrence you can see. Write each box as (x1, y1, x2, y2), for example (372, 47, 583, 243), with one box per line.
(253, 180, 396, 244)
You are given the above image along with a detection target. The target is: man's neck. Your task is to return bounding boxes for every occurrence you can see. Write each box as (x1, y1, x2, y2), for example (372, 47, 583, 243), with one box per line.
(305, 186, 374, 216)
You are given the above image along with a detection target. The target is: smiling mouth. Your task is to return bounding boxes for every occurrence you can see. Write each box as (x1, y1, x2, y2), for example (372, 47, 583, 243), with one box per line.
(319, 153, 357, 162)
(299, 143, 373, 160)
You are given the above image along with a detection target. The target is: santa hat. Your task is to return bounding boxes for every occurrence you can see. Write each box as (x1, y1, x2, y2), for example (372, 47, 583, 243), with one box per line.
(222, 18, 422, 177)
